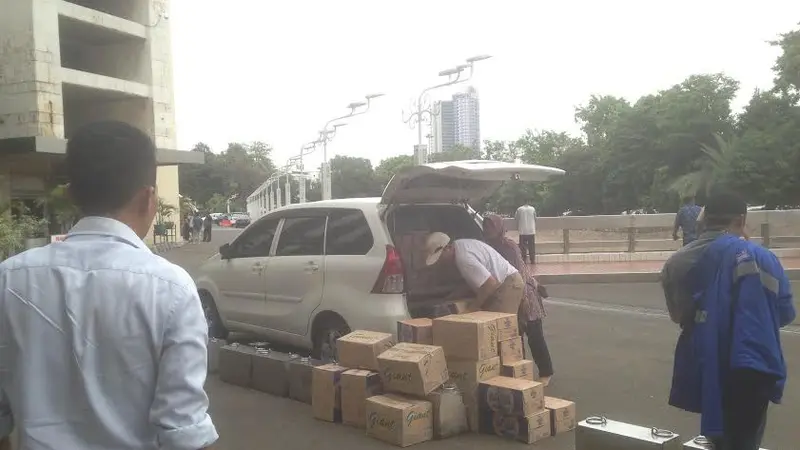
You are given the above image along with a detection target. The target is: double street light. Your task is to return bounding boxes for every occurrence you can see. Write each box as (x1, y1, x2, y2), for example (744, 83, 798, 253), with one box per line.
(316, 93, 384, 200)
(403, 54, 492, 164)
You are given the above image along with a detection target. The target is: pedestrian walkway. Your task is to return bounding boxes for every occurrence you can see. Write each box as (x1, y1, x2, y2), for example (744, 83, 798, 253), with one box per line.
(532, 257, 800, 283)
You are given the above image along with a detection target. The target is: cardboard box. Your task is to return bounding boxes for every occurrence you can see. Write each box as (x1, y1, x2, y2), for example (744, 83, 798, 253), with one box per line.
(377, 342, 449, 397)
(498, 336, 524, 364)
(341, 369, 383, 428)
(466, 311, 519, 340)
(576, 417, 682, 449)
(366, 394, 433, 447)
(478, 376, 544, 417)
(312, 363, 348, 422)
(288, 357, 324, 404)
(432, 314, 498, 361)
(218, 344, 257, 387)
(338, 330, 395, 371)
(426, 385, 468, 439)
(545, 397, 576, 435)
(447, 356, 501, 404)
(479, 409, 551, 444)
(397, 318, 433, 345)
(502, 360, 535, 381)
(207, 338, 225, 374)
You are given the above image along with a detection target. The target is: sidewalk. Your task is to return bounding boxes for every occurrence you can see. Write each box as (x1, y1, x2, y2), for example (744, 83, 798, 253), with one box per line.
(532, 257, 800, 284)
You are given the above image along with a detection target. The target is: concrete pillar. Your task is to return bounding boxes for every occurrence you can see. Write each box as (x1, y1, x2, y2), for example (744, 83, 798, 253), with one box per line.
(0, 169, 10, 205)
(0, 0, 64, 140)
(298, 175, 306, 203)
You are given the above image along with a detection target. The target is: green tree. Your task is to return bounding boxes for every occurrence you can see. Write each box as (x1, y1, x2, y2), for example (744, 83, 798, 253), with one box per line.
(374, 154, 415, 191)
(179, 141, 277, 211)
(329, 155, 380, 199)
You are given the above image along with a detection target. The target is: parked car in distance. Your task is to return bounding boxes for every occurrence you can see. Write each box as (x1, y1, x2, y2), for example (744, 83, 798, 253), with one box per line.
(230, 212, 251, 228)
(210, 212, 225, 224)
(194, 160, 564, 360)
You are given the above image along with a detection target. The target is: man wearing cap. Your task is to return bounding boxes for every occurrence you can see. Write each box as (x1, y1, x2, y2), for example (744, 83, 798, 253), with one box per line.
(424, 232, 525, 314)
(661, 189, 795, 450)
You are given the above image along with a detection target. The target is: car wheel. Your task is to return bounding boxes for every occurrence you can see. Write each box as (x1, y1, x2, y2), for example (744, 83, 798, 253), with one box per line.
(199, 291, 229, 340)
(312, 315, 350, 362)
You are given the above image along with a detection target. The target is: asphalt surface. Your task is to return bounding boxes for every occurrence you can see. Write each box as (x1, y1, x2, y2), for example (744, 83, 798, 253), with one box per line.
(164, 228, 800, 450)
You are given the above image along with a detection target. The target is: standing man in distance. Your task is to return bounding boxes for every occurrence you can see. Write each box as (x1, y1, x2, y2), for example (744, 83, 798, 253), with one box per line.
(515, 202, 537, 264)
(203, 213, 213, 243)
(673, 196, 702, 246)
(661, 190, 794, 449)
(0, 121, 218, 450)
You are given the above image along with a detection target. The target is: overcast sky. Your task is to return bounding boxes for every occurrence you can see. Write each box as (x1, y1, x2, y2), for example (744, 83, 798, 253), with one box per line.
(170, 0, 800, 170)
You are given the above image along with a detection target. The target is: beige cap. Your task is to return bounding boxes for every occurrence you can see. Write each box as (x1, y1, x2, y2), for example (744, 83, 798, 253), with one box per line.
(424, 232, 451, 266)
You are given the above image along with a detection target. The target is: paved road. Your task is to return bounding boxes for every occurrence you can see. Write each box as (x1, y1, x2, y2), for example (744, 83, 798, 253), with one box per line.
(163, 229, 800, 450)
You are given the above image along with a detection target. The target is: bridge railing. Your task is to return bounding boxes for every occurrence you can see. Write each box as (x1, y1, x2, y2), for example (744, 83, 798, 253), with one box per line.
(502, 210, 800, 254)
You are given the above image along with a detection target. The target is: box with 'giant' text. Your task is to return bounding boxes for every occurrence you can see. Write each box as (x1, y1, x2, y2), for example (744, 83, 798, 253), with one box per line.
(377, 342, 449, 397)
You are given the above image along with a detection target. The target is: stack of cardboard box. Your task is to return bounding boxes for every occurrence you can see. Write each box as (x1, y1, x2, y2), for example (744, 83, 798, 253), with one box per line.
(214, 315, 577, 446)
(312, 329, 464, 447)
(431, 311, 577, 444)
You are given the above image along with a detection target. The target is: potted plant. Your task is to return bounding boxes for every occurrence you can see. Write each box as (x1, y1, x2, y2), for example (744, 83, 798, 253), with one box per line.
(37, 184, 80, 235)
(155, 197, 177, 236)
(0, 203, 49, 259)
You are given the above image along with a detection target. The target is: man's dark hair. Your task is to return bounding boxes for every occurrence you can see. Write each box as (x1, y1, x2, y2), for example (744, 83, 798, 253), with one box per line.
(65, 121, 157, 216)
(703, 189, 747, 228)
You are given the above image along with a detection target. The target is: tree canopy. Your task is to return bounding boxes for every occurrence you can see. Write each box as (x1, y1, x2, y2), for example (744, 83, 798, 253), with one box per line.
(179, 24, 800, 216)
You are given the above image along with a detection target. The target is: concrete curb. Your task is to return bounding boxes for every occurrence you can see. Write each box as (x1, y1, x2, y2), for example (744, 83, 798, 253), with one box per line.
(538, 268, 800, 285)
(151, 241, 185, 255)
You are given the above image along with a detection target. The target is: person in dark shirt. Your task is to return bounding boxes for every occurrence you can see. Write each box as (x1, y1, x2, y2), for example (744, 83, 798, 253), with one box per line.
(661, 190, 794, 450)
(192, 215, 203, 243)
(673, 196, 702, 246)
(202, 214, 213, 242)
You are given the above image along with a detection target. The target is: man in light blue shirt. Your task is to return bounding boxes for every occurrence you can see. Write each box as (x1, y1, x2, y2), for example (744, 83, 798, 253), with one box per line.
(0, 121, 218, 450)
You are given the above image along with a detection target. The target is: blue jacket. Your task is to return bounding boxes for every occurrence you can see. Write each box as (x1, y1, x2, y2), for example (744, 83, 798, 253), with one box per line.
(668, 234, 795, 437)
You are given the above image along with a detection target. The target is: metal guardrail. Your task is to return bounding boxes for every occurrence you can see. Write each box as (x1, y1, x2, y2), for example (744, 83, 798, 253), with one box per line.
(503, 210, 800, 254)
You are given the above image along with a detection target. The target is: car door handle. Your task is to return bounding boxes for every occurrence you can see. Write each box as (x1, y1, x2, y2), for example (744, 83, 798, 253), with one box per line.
(305, 261, 319, 273)
(251, 262, 265, 273)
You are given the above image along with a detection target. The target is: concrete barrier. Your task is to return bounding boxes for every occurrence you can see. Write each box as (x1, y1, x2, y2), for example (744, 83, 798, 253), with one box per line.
(503, 210, 800, 254)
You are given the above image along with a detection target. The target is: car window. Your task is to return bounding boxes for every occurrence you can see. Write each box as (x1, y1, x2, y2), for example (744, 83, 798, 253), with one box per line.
(326, 209, 374, 255)
(275, 216, 326, 257)
(232, 218, 280, 258)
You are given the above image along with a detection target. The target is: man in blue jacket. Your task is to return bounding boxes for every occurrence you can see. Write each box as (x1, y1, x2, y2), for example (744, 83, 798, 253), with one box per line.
(661, 190, 795, 450)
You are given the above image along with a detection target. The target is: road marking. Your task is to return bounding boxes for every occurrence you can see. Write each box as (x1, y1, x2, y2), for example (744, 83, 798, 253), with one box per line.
(546, 297, 800, 336)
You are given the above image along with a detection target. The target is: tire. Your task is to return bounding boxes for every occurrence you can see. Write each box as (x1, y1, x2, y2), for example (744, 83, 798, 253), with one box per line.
(199, 291, 229, 340)
(312, 315, 350, 362)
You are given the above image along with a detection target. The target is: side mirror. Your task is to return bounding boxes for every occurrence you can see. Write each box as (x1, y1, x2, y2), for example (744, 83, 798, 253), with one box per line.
(219, 243, 232, 260)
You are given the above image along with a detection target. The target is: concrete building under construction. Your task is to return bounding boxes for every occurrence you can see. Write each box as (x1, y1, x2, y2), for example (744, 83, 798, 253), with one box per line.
(0, 0, 201, 242)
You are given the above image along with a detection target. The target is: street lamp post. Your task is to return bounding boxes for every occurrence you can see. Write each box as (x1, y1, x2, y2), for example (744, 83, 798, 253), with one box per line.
(226, 193, 238, 214)
(319, 93, 384, 200)
(404, 55, 492, 165)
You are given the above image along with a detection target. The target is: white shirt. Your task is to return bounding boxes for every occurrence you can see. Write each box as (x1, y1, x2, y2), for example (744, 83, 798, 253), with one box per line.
(453, 239, 519, 291)
(0, 217, 218, 450)
(515, 205, 537, 235)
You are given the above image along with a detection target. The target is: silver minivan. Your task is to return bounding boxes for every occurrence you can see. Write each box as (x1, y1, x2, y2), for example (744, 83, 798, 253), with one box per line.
(194, 160, 563, 359)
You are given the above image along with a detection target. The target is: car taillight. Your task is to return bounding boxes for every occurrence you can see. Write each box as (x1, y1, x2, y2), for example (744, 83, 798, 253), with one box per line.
(372, 245, 405, 294)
